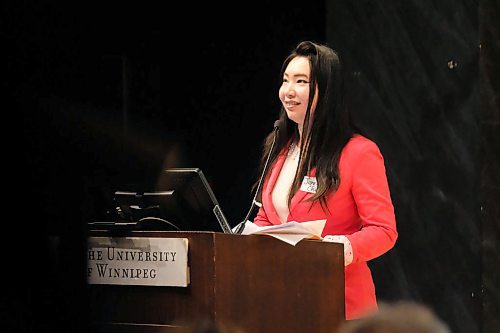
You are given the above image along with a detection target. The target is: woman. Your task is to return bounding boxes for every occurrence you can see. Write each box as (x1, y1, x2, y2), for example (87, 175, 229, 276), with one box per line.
(252, 41, 398, 320)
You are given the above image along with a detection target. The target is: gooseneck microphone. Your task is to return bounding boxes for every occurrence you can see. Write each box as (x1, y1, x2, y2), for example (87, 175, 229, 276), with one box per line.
(234, 120, 280, 234)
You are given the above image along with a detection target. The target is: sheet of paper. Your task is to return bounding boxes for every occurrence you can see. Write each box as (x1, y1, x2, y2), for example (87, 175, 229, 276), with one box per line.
(240, 220, 326, 246)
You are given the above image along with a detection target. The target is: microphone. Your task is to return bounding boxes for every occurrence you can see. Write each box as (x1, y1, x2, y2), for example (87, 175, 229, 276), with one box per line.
(234, 120, 280, 234)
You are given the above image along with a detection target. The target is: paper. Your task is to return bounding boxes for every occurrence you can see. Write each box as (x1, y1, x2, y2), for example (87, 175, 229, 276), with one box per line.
(239, 220, 326, 246)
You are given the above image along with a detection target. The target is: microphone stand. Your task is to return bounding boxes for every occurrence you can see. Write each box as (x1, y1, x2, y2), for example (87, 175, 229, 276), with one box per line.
(234, 122, 280, 234)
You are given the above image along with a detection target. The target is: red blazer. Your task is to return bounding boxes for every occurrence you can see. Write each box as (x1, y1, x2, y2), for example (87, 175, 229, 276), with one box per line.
(254, 134, 398, 320)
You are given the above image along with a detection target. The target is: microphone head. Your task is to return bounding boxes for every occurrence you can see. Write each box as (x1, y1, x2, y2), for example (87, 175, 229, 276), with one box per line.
(273, 120, 280, 130)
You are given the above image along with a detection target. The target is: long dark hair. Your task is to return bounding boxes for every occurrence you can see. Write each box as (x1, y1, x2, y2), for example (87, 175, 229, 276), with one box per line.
(255, 41, 355, 211)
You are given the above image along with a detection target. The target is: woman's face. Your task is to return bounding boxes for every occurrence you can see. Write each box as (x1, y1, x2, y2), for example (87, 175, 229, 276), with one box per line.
(279, 56, 317, 130)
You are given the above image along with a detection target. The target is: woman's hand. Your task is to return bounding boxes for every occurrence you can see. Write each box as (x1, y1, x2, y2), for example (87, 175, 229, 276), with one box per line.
(323, 235, 353, 266)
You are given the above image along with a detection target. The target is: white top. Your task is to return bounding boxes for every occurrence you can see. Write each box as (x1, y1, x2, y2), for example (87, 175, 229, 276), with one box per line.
(272, 144, 300, 224)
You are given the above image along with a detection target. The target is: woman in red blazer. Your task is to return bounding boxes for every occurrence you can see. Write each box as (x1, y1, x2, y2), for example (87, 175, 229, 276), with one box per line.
(252, 41, 398, 320)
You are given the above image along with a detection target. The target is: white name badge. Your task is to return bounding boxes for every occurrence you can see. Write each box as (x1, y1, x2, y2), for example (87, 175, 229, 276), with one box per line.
(87, 237, 189, 287)
(300, 176, 318, 193)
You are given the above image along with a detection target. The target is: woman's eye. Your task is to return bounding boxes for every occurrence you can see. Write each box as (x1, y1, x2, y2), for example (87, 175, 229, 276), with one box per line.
(297, 79, 309, 84)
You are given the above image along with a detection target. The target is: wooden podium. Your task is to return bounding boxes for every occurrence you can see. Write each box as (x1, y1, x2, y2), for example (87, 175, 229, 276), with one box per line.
(87, 230, 345, 333)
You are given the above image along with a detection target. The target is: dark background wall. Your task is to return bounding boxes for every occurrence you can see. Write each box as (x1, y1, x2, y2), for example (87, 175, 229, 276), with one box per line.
(480, 0, 500, 331)
(7, 1, 498, 332)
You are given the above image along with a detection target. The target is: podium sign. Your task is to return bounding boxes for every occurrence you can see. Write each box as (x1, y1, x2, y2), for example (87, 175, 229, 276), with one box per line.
(87, 236, 189, 287)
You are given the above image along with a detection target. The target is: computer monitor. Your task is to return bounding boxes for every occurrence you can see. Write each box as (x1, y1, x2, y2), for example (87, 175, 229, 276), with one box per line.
(154, 168, 232, 233)
(89, 168, 233, 233)
(107, 168, 232, 233)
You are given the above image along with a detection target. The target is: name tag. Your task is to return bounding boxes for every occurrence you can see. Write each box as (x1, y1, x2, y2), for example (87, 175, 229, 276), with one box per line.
(300, 176, 317, 193)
